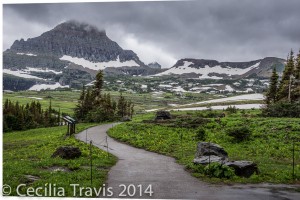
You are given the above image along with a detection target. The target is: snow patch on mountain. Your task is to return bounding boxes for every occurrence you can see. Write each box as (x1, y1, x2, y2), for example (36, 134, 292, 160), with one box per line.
(17, 53, 37, 56)
(29, 82, 69, 91)
(224, 85, 235, 92)
(3, 69, 45, 80)
(153, 61, 261, 79)
(60, 55, 140, 70)
(25, 67, 63, 74)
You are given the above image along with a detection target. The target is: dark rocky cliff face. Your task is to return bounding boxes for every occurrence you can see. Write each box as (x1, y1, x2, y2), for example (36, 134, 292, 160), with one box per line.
(7, 20, 142, 64)
(3, 21, 162, 90)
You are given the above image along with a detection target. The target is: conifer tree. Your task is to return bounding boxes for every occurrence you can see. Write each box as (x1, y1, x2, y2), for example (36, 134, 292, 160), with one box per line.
(92, 70, 104, 105)
(74, 85, 86, 120)
(295, 50, 300, 80)
(265, 68, 279, 105)
(293, 50, 300, 101)
(117, 93, 126, 118)
(277, 50, 295, 101)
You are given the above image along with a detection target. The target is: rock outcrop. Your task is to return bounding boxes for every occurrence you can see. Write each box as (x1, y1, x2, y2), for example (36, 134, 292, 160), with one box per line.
(225, 161, 258, 178)
(193, 142, 258, 178)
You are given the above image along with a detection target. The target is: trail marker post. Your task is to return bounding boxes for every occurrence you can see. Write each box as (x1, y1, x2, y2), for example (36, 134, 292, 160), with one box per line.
(90, 140, 93, 185)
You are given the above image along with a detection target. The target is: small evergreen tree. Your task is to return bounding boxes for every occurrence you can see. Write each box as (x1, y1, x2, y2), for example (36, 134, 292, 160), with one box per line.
(295, 50, 300, 80)
(277, 50, 294, 101)
(293, 51, 300, 101)
(265, 67, 279, 105)
(92, 70, 104, 105)
(74, 85, 86, 120)
(117, 93, 127, 118)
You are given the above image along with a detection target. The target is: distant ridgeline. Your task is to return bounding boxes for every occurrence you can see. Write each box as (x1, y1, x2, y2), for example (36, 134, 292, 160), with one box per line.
(3, 99, 63, 132)
(74, 70, 134, 122)
(263, 50, 300, 117)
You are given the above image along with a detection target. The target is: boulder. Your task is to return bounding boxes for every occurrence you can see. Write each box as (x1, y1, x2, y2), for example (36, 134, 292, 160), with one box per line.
(225, 161, 258, 178)
(193, 142, 258, 178)
(155, 110, 172, 120)
(195, 142, 228, 158)
(122, 116, 132, 122)
(51, 146, 81, 159)
(23, 175, 40, 184)
(193, 155, 228, 165)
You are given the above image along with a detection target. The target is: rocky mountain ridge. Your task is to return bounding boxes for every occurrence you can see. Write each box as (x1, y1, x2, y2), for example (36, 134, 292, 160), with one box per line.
(154, 57, 285, 79)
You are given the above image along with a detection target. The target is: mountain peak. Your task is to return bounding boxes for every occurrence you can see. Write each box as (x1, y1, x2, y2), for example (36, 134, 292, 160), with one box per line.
(148, 62, 162, 69)
(53, 20, 106, 35)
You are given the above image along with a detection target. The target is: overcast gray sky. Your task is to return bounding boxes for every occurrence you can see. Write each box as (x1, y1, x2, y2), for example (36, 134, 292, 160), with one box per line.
(3, 0, 300, 68)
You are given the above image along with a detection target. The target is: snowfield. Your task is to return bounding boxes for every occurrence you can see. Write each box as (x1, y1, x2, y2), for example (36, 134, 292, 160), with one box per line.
(25, 67, 63, 74)
(182, 93, 264, 107)
(29, 83, 69, 91)
(17, 53, 37, 56)
(170, 104, 263, 111)
(60, 55, 140, 70)
(3, 67, 62, 80)
(153, 61, 261, 79)
(3, 69, 45, 80)
(145, 93, 265, 112)
(28, 97, 43, 100)
(145, 104, 263, 112)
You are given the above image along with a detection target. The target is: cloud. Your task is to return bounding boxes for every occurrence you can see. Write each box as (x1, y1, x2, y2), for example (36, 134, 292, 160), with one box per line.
(3, 0, 300, 67)
(3, 7, 52, 50)
(107, 24, 177, 68)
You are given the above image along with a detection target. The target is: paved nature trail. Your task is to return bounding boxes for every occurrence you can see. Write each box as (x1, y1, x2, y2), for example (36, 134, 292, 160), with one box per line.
(76, 123, 300, 199)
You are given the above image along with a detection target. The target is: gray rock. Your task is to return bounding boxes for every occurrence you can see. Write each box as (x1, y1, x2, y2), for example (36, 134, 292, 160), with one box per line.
(193, 142, 258, 178)
(122, 116, 132, 122)
(24, 175, 40, 183)
(225, 161, 258, 178)
(195, 142, 228, 158)
(51, 146, 81, 159)
(193, 155, 228, 165)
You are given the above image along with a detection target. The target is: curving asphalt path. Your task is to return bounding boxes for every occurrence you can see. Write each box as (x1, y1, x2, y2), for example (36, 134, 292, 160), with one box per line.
(76, 123, 300, 199)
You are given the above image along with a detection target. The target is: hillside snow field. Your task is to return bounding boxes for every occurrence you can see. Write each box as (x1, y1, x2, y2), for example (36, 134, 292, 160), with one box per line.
(153, 61, 261, 79)
(60, 55, 140, 70)
(29, 83, 69, 91)
(182, 93, 264, 106)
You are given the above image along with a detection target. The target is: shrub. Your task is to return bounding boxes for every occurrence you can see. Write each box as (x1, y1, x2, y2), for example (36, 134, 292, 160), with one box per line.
(226, 125, 252, 142)
(186, 163, 205, 173)
(204, 163, 235, 179)
(226, 105, 238, 114)
(262, 102, 300, 118)
(195, 127, 206, 141)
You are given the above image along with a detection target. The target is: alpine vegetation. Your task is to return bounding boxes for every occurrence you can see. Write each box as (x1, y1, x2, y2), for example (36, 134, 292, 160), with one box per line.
(74, 70, 134, 122)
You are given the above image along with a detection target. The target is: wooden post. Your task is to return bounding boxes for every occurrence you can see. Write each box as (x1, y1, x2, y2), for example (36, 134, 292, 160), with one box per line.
(90, 140, 93, 185)
(67, 124, 70, 135)
(292, 141, 295, 180)
(106, 136, 109, 158)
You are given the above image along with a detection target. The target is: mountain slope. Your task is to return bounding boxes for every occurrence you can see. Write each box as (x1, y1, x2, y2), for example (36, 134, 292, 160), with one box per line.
(3, 20, 162, 91)
(153, 57, 285, 79)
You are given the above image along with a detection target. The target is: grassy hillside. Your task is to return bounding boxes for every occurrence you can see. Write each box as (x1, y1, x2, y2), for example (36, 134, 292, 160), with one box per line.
(3, 90, 79, 115)
(108, 110, 300, 183)
(3, 124, 117, 197)
(3, 89, 217, 114)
